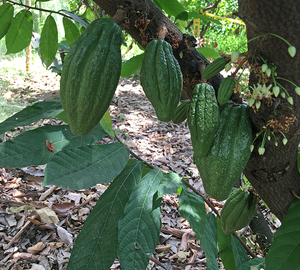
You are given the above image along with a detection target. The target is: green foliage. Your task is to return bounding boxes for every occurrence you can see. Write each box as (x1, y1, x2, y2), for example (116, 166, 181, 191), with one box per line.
(62, 17, 80, 47)
(178, 187, 207, 238)
(67, 161, 143, 270)
(265, 198, 300, 270)
(0, 3, 14, 40)
(40, 15, 58, 68)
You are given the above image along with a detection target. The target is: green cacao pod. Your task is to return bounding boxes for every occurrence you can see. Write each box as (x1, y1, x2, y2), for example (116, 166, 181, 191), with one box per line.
(217, 77, 236, 105)
(195, 102, 252, 201)
(221, 188, 258, 235)
(188, 83, 219, 158)
(172, 100, 189, 124)
(202, 57, 226, 80)
(60, 18, 122, 136)
(140, 40, 183, 122)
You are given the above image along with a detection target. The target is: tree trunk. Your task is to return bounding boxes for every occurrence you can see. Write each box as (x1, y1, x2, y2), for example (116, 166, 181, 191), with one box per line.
(93, 0, 223, 97)
(93, 0, 300, 221)
(238, 0, 300, 221)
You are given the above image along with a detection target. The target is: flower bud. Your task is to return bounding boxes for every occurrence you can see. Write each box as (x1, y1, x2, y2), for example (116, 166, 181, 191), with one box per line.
(250, 145, 254, 152)
(287, 96, 293, 105)
(288, 46, 296, 57)
(261, 64, 268, 72)
(255, 100, 261, 109)
(225, 63, 231, 72)
(281, 92, 286, 98)
(295, 87, 300, 96)
(273, 86, 280, 97)
(231, 51, 239, 62)
(265, 68, 271, 77)
(248, 98, 255, 107)
(258, 147, 265, 155)
(283, 138, 288, 145)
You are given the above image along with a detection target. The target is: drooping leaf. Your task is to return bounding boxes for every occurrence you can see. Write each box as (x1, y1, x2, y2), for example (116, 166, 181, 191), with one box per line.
(265, 198, 300, 270)
(178, 187, 206, 238)
(0, 125, 106, 168)
(0, 99, 63, 134)
(231, 236, 265, 270)
(200, 212, 219, 270)
(0, 3, 14, 40)
(121, 53, 144, 77)
(63, 17, 80, 47)
(40, 15, 58, 68)
(61, 10, 89, 28)
(43, 143, 130, 190)
(67, 161, 143, 270)
(197, 47, 221, 59)
(118, 169, 164, 270)
(5, 9, 33, 54)
(217, 217, 236, 270)
(155, 0, 185, 18)
(100, 110, 114, 136)
(157, 172, 182, 197)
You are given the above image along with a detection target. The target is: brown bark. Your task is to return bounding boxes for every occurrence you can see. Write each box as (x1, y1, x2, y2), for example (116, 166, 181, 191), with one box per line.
(93, 0, 223, 98)
(94, 0, 300, 220)
(238, 0, 300, 220)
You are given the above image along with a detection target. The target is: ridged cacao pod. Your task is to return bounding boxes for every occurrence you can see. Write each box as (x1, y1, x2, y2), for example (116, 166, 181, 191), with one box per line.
(172, 100, 189, 124)
(188, 83, 219, 158)
(202, 57, 226, 80)
(195, 102, 252, 201)
(60, 18, 122, 136)
(221, 188, 257, 235)
(140, 40, 183, 122)
(217, 77, 236, 105)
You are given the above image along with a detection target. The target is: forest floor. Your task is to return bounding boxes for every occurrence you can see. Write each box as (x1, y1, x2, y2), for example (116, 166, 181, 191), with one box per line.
(0, 58, 278, 270)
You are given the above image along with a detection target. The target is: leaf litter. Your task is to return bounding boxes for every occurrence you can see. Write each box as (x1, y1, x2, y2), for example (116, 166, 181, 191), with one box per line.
(0, 75, 276, 269)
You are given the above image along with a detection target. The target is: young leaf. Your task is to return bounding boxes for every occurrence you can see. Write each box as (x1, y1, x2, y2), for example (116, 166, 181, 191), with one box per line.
(155, 0, 185, 18)
(63, 17, 80, 47)
(100, 110, 114, 136)
(157, 172, 182, 198)
(0, 99, 63, 134)
(61, 10, 89, 28)
(0, 125, 106, 168)
(200, 212, 219, 270)
(5, 9, 33, 54)
(121, 53, 144, 77)
(67, 161, 143, 270)
(0, 3, 14, 40)
(197, 47, 221, 59)
(216, 217, 236, 270)
(40, 15, 58, 68)
(265, 198, 300, 270)
(43, 143, 130, 190)
(118, 169, 164, 270)
(178, 187, 207, 238)
(231, 236, 265, 270)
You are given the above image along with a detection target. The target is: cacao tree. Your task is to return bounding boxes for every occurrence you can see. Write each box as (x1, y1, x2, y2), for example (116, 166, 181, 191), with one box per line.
(0, 0, 300, 269)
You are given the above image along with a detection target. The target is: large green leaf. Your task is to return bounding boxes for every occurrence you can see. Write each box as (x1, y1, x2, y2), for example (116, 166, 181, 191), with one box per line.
(0, 3, 14, 40)
(231, 237, 265, 270)
(43, 143, 130, 190)
(156, 0, 185, 18)
(178, 187, 206, 238)
(265, 198, 300, 270)
(0, 124, 106, 168)
(67, 161, 143, 270)
(0, 99, 63, 134)
(121, 53, 144, 77)
(5, 9, 33, 54)
(200, 212, 219, 270)
(63, 17, 80, 47)
(197, 47, 221, 59)
(40, 15, 58, 68)
(157, 172, 182, 198)
(217, 217, 236, 270)
(118, 169, 164, 270)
